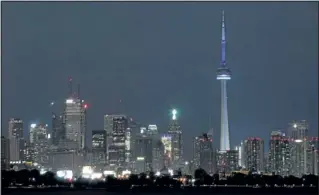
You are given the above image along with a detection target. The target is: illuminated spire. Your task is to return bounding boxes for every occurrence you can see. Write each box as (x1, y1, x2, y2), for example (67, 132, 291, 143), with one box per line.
(221, 10, 226, 66)
(172, 109, 177, 120)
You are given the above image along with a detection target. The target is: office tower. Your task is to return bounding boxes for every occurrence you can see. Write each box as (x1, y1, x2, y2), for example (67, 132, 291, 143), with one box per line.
(148, 125, 158, 135)
(8, 118, 24, 161)
(152, 139, 165, 172)
(92, 130, 107, 167)
(161, 135, 172, 167)
(288, 121, 308, 177)
(216, 11, 231, 152)
(193, 133, 215, 174)
(307, 137, 319, 175)
(29, 123, 50, 166)
(268, 130, 290, 176)
(106, 115, 128, 169)
(242, 137, 264, 172)
(168, 109, 182, 168)
(63, 79, 87, 150)
(235, 142, 244, 168)
(217, 150, 239, 174)
(52, 113, 64, 146)
(1, 136, 10, 170)
(134, 134, 153, 173)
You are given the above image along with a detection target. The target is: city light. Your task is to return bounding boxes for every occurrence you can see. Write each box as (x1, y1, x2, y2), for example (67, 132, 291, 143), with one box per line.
(82, 166, 93, 174)
(30, 123, 36, 128)
(172, 109, 177, 120)
(293, 123, 297, 128)
(66, 99, 74, 104)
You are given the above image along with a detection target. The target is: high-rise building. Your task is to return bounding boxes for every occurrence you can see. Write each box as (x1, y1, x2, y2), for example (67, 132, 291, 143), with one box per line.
(217, 150, 239, 174)
(29, 123, 50, 166)
(106, 115, 128, 169)
(92, 130, 107, 167)
(8, 118, 24, 161)
(242, 137, 264, 172)
(1, 136, 10, 170)
(152, 139, 165, 172)
(193, 133, 215, 174)
(52, 113, 64, 146)
(168, 109, 182, 168)
(161, 135, 172, 168)
(235, 142, 244, 168)
(307, 137, 319, 175)
(268, 130, 290, 176)
(217, 11, 231, 152)
(288, 121, 308, 177)
(63, 98, 87, 150)
(134, 134, 153, 172)
(63, 79, 87, 150)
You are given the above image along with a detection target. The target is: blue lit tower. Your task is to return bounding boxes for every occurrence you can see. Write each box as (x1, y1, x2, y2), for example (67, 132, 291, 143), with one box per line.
(217, 11, 231, 151)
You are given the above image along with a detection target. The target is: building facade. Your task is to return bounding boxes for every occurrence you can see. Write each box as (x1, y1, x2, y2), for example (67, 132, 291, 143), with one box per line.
(1, 136, 10, 170)
(92, 130, 107, 167)
(268, 130, 291, 176)
(242, 137, 264, 172)
(168, 109, 182, 168)
(8, 118, 25, 161)
(193, 133, 215, 174)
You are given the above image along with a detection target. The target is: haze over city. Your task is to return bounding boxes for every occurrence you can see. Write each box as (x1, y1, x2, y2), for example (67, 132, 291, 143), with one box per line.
(2, 2, 318, 161)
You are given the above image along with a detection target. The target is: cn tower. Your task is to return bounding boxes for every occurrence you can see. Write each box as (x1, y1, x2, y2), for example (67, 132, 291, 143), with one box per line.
(217, 11, 231, 151)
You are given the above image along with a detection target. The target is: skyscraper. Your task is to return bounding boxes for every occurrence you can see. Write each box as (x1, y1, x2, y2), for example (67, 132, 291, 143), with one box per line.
(242, 137, 264, 172)
(8, 118, 24, 161)
(168, 109, 182, 168)
(288, 120, 309, 177)
(1, 136, 10, 170)
(193, 133, 215, 174)
(29, 123, 50, 166)
(63, 79, 87, 150)
(217, 11, 231, 152)
(92, 130, 107, 167)
(52, 113, 64, 146)
(268, 130, 290, 176)
(105, 115, 128, 168)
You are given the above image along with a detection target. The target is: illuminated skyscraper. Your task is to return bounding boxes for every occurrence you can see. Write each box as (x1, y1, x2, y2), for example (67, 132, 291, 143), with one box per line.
(242, 137, 264, 172)
(168, 109, 182, 167)
(193, 133, 215, 174)
(288, 120, 309, 177)
(52, 113, 64, 146)
(8, 118, 24, 161)
(63, 78, 87, 150)
(268, 130, 290, 176)
(104, 115, 128, 168)
(92, 130, 107, 167)
(29, 123, 50, 166)
(161, 135, 172, 167)
(217, 11, 231, 152)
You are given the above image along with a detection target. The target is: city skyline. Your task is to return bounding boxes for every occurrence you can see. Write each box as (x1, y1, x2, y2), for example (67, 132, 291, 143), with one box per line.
(2, 2, 318, 160)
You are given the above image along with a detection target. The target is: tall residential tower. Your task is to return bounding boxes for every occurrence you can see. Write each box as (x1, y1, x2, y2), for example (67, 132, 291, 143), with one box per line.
(217, 11, 231, 152)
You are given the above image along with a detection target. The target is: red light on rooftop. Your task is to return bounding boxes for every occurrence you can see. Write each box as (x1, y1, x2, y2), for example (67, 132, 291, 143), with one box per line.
(84, 104, 88, 109)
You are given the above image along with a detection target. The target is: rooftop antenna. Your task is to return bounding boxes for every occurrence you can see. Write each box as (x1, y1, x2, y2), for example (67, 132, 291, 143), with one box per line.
(221, 10, 226, 66)
(77, 84, 81, 99)
(68, 77, 73, 98)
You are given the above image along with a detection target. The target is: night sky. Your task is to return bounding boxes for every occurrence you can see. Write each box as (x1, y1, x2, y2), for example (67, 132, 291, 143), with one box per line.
(2, 2, 318, 160)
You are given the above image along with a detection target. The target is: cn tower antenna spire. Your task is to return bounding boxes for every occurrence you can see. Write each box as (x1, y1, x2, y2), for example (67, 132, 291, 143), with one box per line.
(221, 10, 226, 66)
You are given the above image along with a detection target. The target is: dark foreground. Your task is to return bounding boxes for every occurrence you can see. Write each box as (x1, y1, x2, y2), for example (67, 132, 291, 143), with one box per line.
(3, 187, 318, 195)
